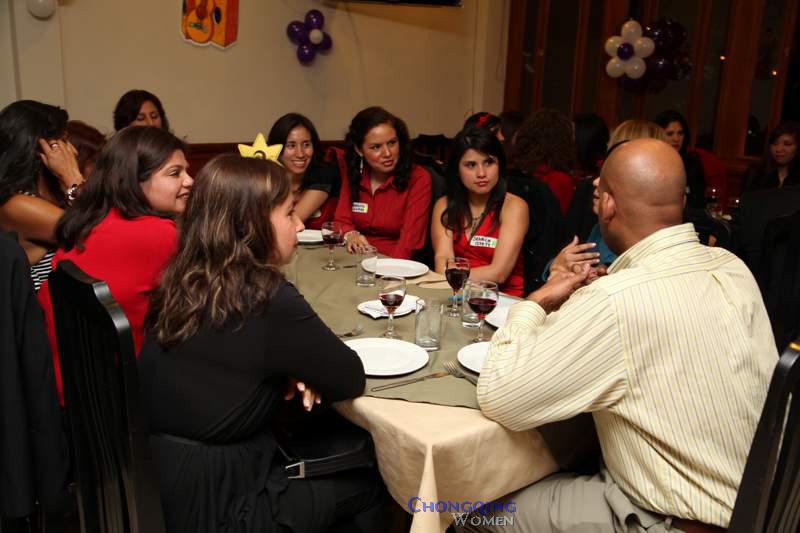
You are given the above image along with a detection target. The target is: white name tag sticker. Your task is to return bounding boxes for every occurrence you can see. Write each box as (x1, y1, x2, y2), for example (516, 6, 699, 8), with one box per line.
(352, 202, 369, 214)
(470, 235, 497, 249)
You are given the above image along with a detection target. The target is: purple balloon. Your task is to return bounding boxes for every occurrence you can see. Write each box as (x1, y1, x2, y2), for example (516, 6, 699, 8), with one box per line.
(646, 55, 675, 81)
(617, 42, 635, 61)
(287, 20, 308, 45)
(305, 9, 325, 30)
(297, 43, 316, 65)
(317, 32, 333, 53)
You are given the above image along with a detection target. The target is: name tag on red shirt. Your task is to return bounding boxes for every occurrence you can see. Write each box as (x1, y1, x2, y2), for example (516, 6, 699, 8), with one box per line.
(352, 202, 369, 214)
(470, 236, 497, 249)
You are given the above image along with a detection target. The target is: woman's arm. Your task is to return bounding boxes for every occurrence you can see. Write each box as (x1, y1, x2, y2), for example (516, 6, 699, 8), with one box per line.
(470, 193, 529, 284)
(430, 196, 455, 274)
(388, 166, 432, 259)
(264, 283, 365, 402)
(294, 189, 330, 223)
(0, 194, 63, 247)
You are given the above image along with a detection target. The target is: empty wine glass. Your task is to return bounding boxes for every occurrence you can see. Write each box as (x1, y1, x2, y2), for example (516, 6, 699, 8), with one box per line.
(705, 186, 720, 217)
(377, 276, 406, 339)
(445, 257, 470, 317)
(321, 221, 343, 271)
(463, 280, 499, 343)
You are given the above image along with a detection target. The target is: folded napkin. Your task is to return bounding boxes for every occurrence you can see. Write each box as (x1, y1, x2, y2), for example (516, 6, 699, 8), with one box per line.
(357, 295, 419, 319)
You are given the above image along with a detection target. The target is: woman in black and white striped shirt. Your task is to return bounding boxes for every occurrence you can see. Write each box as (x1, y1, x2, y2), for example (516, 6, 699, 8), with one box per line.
(0, 100, 85, 291)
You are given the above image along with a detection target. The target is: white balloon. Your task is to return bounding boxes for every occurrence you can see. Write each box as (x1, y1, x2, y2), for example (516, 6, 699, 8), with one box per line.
(624, 57, 646, 79)
(606, 58, 625, 78)
(309, 28, 324, 46)
(26, 0, 56, 19)
(621, 20, 643, 42)
(634, 37, 655, 58)
(604, 36, 623, 57)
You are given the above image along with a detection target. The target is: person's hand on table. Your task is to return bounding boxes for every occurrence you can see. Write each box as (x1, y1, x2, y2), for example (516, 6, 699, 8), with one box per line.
(284, 378, 322, 411)
(344, 231, 370, 254)
(528, 263, 591, 313)
(550, 236, 599, 275)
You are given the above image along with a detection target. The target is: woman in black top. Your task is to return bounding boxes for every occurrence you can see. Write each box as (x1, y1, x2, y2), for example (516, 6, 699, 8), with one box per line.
(743, 121, 800, 191)
(139, 155, 384, 533)
(654, 110, 706, 208)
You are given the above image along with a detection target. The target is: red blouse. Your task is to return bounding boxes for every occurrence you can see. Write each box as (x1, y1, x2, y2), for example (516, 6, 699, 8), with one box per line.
(37, 209, 177, 404)
(453, 210, 525, 297)
(535, 165, 575, 215)
(334, 165, 432, 259)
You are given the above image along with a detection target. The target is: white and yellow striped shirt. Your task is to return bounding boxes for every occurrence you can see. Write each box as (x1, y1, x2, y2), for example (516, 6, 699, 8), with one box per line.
(478, 223, 777, 527)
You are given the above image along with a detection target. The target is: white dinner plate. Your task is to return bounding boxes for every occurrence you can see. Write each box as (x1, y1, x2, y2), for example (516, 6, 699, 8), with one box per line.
(357, 295, 418, 319)
(362, 258, 429, 278)
(485, 295, 521, 328)
(297, 229, 323, 244)
(457, 342, 490, 374)
(345, 338, 430, 377)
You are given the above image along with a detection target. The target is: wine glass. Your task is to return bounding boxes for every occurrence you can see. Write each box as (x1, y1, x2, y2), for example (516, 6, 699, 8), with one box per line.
(704, 186, 720, 217)
(321, 221, 343, 271)
(377, 276, 406, 339)
(463, 280, 499, 343)
(445, 257, 470, 317)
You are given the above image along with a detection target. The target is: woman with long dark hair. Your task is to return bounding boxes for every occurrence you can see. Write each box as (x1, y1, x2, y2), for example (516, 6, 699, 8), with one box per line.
(267, 112, 342, 229)
(743, 121, 800, 190)
(140, 155, 384, 533)
(334, 106, 432, 259)
(653, 110, 706, 208)
(113, 89, 171, 131)
(431, 128, 528, 296)
(0, 100, 84, 290)
(37, 126, 191, 403)
(511, 108, 577, 214)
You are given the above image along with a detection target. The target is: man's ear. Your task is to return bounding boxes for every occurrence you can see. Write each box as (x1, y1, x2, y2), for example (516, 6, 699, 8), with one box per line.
(598, 191, 616, 223)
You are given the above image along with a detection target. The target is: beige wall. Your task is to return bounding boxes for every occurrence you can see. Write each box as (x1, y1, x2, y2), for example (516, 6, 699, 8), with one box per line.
(1, 0, 508, 142)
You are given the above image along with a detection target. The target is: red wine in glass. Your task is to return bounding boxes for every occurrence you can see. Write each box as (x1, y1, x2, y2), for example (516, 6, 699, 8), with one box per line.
(445, 257, 470, 317)
(468, 297, 497, 316)
(321, 221, 343, 271)
(379, 293, 405, 313)
(446, 268, 469, 292)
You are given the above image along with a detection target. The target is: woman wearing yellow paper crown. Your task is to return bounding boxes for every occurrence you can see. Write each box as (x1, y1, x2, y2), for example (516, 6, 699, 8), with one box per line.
(267, 113, 344, 230)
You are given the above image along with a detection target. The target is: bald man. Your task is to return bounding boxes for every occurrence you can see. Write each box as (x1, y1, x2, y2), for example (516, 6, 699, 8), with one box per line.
(470, 140, 777, 533)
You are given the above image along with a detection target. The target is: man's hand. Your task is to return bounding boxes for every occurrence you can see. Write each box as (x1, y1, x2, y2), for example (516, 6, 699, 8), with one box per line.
(528, 264, 591, 313)
(284, 378, 322, 411)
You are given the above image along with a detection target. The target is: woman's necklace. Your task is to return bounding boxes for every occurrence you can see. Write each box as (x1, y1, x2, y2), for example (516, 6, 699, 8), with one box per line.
(468, 205, 486, 235)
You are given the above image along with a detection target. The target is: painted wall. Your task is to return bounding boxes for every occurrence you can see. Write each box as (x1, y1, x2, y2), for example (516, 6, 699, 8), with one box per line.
(1, 0, 508, 142)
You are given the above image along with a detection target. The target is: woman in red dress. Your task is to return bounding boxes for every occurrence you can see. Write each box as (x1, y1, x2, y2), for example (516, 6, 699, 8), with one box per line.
(431, 128, 528, 297)
(38, 126, 192, 403)
(335, 106, 432, 259)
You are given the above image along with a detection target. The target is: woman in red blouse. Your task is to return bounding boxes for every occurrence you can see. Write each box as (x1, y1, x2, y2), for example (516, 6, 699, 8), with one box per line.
(335, 106, 432, 259)
(38, 126, 192, 403)
(431, 128, 528, 297)
(511, 108, 577, 214)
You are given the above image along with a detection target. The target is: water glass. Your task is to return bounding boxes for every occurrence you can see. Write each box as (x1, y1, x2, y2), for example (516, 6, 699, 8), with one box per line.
(415, 298, 445, 351)
(356, 245, 378, 287)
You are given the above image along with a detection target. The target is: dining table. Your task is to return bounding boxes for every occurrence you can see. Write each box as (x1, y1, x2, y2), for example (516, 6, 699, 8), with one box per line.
(292, 244, 559, 533)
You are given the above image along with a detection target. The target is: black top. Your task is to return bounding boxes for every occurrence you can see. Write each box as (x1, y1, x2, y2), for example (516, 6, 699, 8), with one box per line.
(0, 231, 69, 517)
(683, 150, 707, 209)
(138, 281, 365, 533)
(304, 160, 342, 196)
(732, 185, 800, 271)
(743, 164, 800, 191)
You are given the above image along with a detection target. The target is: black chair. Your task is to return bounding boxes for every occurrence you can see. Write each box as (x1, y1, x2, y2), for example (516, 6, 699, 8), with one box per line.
(755, 210, 800, 352)
(412, 133, 450, 165)
(48, 261, 165, 533)
(728, 340, 800, 532)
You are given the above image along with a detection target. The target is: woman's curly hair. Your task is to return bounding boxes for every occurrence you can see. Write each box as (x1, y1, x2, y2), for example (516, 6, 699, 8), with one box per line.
(511, 108, 576, 174)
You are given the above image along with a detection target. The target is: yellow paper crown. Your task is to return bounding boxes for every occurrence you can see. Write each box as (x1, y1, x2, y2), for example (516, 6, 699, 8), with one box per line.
(238, 133, 283, 165)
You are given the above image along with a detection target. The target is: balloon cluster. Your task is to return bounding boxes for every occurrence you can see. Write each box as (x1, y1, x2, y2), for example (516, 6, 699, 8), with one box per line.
(604, 18, 693, 93)
(286, 10, 332, 65)
(604, 20, 654, 80)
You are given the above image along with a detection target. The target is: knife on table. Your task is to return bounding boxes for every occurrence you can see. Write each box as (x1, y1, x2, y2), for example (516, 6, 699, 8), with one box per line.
(370, 371, 449, 392)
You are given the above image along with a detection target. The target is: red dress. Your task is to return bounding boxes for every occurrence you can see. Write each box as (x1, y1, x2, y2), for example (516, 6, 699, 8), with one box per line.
(37, 209, 177, 404)
(453, 210, 525, 297)
(334, 165, 432, 259)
